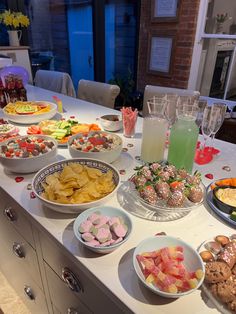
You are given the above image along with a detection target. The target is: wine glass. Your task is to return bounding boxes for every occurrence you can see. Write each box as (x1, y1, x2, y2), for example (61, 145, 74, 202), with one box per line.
(201, 106, 212, 153)
(195, 100, 207, 128)
(209, 103, 227, 149)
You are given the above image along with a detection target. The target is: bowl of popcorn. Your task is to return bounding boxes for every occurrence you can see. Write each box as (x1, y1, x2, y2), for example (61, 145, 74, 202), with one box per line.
(32, 158, 120, 214)
(73, 206, 132, 254)
(100, 114, 123, 132)
(133, 235, 205, 298)
(68, 131, 122, 164)
(0, 135, 58, 173)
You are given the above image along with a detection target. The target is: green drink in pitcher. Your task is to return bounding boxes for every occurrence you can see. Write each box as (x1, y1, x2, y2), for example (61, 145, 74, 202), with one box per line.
(167, 102, 199, 173)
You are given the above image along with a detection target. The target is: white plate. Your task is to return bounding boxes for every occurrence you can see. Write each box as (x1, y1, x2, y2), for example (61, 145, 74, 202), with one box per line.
(198, 236, 234, 314)
(3, 101, 57, 124)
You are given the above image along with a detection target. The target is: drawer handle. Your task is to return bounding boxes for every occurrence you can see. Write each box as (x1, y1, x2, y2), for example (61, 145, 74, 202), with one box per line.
(67, 308, 79, 314)
(4, 207, 16, 222)
(62, 267, 83, 293)
(13, 242, 25, 258)
(24, 285, 35, 300)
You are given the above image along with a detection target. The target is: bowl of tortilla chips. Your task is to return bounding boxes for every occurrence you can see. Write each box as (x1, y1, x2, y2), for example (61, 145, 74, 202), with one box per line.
(32, 158, 120, 214)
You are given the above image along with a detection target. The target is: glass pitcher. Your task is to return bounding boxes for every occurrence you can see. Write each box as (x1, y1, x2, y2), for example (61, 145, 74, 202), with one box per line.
(167, 100, 199, 173)
(141, 97, 168, 163)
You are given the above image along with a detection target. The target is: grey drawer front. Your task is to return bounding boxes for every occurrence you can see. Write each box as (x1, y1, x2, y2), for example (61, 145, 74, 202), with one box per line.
(0, 220, 43, 290)
(45, 263, 91, 314)
(40, 233, 125, 314)
(0, 188, 34, 247)
(0, 242, 48, 314)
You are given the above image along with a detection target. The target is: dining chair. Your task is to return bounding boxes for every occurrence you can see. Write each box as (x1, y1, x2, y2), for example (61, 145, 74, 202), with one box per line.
(34, 70, 76, 97)
(142, 84, 200, 117)
(77, 79, 120, 109)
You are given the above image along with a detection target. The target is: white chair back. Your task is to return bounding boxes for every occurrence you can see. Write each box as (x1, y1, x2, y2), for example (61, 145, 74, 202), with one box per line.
(142, 84, 200, 117)
(34, 70, 76, 97)
(77, 79, 120, 109)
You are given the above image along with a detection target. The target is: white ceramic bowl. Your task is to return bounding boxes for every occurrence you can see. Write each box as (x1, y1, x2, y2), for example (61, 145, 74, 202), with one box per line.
(68, 131, 122, 164)
(133, 236, 205, 298)
(3, 101, 57, 124)
(100, 114, 123, 132)
(32, 158, 120, 214)
(73, 206, 132, 254)
(0, 135, 58, 173)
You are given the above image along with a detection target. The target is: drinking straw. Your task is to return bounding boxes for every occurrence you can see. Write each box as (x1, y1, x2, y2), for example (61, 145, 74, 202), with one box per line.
(120, 107, 138, 136)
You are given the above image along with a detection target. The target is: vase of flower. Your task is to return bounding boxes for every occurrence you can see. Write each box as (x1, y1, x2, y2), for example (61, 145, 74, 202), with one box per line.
(7, 30, 22, 46)
(215, 13, 232, 34)
(216, 22, 224, 34)
(0, 10, 30, 46)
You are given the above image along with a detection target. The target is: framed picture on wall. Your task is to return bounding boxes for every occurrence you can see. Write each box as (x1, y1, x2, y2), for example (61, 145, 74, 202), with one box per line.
(151, 0, 180, 22)
(147, 32, 176, 76)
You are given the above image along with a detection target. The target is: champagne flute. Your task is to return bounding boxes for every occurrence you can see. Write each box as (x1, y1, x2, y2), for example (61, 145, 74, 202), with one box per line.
(209, 103, 227, 149)
(201, 106, 212, 153)
(196, 100, 207, 128)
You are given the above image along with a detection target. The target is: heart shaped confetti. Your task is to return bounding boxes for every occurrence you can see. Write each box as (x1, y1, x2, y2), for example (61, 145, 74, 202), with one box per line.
(205, 173, 213, 179)
(119, 169, 126, 175)
(222, 166, 231, 172)
(70, 116, 75, 119)
(30, 192, 36, 199)
(15, 176, 24, 183)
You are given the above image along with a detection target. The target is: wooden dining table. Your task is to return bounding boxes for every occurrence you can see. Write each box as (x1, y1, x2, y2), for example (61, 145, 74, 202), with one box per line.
(0, 84, 236, 314)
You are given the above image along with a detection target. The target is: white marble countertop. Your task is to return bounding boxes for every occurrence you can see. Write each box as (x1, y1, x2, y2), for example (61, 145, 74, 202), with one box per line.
(1, 84, 236, 314)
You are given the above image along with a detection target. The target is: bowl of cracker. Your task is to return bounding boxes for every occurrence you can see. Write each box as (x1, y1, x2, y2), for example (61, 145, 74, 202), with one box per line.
(32, 158, 120, 214)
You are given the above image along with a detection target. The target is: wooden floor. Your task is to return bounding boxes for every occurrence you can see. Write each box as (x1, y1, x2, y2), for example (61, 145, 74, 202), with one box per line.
(0, 271, 30, 314)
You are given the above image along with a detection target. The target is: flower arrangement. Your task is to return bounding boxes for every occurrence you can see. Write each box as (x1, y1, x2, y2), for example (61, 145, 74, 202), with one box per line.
(0, 10, 30, 30)
(215, 13, 231, 24)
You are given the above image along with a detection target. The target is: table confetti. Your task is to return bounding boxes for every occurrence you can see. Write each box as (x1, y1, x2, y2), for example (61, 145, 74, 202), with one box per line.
(127, 143, 134, 148)
(27, 184, 32, 190)
(15, 176, 24, 183)
(30, 192, 36, 199)
(122, 148, 128, 152)
(222, 166, 231, 172)
(135, 156, 141, 161)
(205, 173, 213, 179)
(119, 169, 126, 175)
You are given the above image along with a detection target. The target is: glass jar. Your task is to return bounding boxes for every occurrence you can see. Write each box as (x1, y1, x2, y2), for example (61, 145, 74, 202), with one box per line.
(167, 102, 199, 173)
(141, 97, 168, 163)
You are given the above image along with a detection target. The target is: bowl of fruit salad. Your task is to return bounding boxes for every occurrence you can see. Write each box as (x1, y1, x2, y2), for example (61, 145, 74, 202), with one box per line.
(133, 235, 205, 298)
(68, 131, 122, 164)
(0, 135, 58, 173)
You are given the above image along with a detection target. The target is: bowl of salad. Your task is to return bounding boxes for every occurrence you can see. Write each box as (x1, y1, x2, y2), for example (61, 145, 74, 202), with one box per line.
(68, 131, 122, 163)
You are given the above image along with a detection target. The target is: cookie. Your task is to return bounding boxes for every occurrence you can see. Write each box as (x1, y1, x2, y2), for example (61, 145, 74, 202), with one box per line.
(205, 261, 231, 283)
(217, 279, 236, 303)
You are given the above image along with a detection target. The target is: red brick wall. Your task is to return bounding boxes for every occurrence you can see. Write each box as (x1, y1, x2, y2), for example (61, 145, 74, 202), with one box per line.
(137, 0, 200, 92)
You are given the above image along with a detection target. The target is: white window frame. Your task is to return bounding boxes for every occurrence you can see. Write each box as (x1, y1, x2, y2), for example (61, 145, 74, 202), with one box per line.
(188, 0, 236, 99)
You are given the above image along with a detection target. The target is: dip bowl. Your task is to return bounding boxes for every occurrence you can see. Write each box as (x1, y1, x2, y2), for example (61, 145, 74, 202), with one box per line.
(212, 185, 236, 214)
(100, 114, 123, 132)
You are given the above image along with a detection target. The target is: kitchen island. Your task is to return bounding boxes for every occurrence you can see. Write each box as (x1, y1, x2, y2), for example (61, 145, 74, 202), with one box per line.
(0, 84, 236, 314)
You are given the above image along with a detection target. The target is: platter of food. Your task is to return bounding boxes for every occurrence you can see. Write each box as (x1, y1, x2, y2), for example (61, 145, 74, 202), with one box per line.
(3, 101, 58, 124)
(129, 162, 205, 218)
(206, 178, 236, 228)
(198, 234, 236, 313)
(0, 119, 20, 143)
(27, 119, 101, 146)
